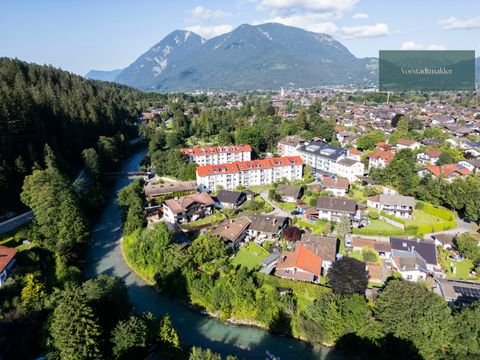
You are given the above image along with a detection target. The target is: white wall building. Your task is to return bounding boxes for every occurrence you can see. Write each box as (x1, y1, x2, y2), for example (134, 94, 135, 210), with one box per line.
(181, 145, 251, 165)
(196, 157, 304, 191)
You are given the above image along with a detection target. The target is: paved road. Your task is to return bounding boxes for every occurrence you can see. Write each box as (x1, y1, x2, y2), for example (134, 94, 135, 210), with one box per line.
(259, 190, 291, 217)
(0, 211, 34, 235)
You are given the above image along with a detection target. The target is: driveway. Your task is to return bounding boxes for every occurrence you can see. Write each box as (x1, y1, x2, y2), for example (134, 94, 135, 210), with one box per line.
(259, 190, 292, 218)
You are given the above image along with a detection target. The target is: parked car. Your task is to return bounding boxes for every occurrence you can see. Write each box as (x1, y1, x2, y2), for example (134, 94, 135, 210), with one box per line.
(290, 210, 300, 215)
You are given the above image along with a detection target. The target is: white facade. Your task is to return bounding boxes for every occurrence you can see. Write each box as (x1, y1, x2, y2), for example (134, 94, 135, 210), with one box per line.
(181, 145, 251, 165)
(334, 160, 365, 183)
(196, 157, 304, 191)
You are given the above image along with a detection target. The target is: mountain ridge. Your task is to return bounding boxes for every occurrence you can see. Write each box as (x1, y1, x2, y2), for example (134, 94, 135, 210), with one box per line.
(87, 22, 479, 91)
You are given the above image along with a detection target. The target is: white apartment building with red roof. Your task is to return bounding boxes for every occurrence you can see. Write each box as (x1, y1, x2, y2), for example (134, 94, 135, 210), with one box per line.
(196, 156, 304, 191)
(181, 144, 251, 165)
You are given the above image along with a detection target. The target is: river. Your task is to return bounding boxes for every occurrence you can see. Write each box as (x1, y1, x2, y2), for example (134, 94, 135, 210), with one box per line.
(84, 148, 341, 360)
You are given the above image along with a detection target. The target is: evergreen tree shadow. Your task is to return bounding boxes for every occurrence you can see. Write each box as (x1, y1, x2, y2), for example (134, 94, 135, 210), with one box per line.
(327, 333, 424, 360)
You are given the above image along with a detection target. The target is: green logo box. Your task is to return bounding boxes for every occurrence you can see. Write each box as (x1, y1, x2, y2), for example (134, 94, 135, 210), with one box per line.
(379, 50, 475, 91)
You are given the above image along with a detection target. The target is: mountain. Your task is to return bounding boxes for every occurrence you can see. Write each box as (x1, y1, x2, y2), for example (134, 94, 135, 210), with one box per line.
(107, 23, 377, 91)
(85, 69, 123, 82)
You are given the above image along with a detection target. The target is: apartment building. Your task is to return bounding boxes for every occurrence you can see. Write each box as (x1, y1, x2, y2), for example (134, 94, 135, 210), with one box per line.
(277, 135, 304, 157)
(196, 156, 304, 191)
(367, 194, 415, 219)
(181, 144, 251, 165)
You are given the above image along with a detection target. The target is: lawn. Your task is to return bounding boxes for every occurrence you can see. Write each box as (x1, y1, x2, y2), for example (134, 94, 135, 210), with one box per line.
(296, 219, 330, 235)
(405, 209, 444, 226)
(276, 201, 297, 212)
(443, 257, 476, 280)
(230, 242, 269, 270)
(182, 212, 225, 229)
(261, 274, 331, 310)
(348, 187, 367, 204)
(240, 197, 273, 214)
(362, 220, 399, 231)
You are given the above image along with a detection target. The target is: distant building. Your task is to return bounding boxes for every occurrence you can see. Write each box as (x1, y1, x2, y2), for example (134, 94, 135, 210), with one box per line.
(416, 149, 442, 165)
(368, 149, 395, 170)
(144, 180, 198, 199)
(420, 163, 472, 182)
(277, 136, 304, 157)
(196, 157, 304, 191)
(181, 145, 251, 165)
(396, 139, 421, 151)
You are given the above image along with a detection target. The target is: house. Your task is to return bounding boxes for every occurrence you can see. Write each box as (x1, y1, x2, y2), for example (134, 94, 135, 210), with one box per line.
(215, 190, 246, 209)
(374, 242, 392, 260)
(212, 217, 251, 247)
(368, 149, 395, 170)
(246, 215, 290, 242)
(0, 246, 17, 287)
(336, 131, 357, 146)
(396, 139, 421, 151)
(366, 262, 384, 284)
(390, 237, 441, 281)
(296, 140, 346, 175)
(322, 177, 349, 197)
(196, 156, 304, 191)
(181, 145, 251, 165)
(316, 197, 357, 222)
(277, 135, 304, 157)
(144, 180, 198, 199)
(335, 158, 365, 183)
(275, 244, 322, 283)
(430, 233, 455, 250)
(416, 149, 442, 165)
(299, 233, 337, 273)
(276, 185, 303, 203)
(367, 194, 415, 219)
(375, 142, 393, 151)
(435, 278, 480, 307)
(458, 159, 480, 174)
(347, 148, 361, 161)
(163, 193, 214, 224)
(421, 163, 472, 182)
(352, 236, 376, 251)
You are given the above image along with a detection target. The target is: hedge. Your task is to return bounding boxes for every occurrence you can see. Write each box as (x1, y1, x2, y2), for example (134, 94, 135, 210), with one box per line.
(380, 211, 407, 224)
(418, 201, 455, 221)
(352, 228, 406, 236)
(406, 220, 457, 235)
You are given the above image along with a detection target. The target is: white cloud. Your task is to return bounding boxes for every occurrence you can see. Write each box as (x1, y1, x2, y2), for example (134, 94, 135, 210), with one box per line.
(338, 23, 389, 39)
(188, 6, 231, 21)
(352, 12, 368, 19)
(439, 16, 480, 30)
(401, 41, 446, 50)
(259, 0, 358, 13)
(185, 24, 234, 39)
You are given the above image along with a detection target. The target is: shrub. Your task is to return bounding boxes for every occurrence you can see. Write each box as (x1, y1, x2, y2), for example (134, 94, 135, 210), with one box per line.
(415, 201, 425, 210)
(362, 249, 377, 262)
(368, 210, 379, 220)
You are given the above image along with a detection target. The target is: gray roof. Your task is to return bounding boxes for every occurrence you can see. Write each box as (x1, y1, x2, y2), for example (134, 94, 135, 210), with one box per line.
(316, 197, 356, 214)
(378, 194, 415, 207)
(390, 237, 437, 265)
(297, 141, 346, 161)
(337, 158, 358, 167)
(277, 184, 302, 199)
(300, 234, 337, 263)
(247, 215, 289, 234)
(144, 180, 197, 197)
(216, 190, 245, 204)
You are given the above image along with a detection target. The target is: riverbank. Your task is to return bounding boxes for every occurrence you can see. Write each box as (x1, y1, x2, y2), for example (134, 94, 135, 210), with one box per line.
(121, 230, 334, 351)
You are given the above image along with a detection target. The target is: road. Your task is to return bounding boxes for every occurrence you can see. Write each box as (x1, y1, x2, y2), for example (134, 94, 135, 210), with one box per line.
(259, 190, 292, 217)
(0, 211, 35, 235)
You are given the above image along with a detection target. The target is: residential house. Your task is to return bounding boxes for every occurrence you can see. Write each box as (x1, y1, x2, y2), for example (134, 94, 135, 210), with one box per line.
(458, 159, 480, 174)
(181, 145, 251, 165)
(367, 194, 415, 219)
(276, 184, 303, 203)
(336, 131, 358, 146)
(374, 242, 392, 260)
(435, 278, 480, 307)
(316, 197, 357, 222)
(246, 215, 290, 242)
(347, 148, 361, 161)
(366, 262, 384, 284)
(352, 236, 376, 252)
(390, 237, 441, 281)
(299, 233, 337, 273)
(430, 233, 455, 250)
(375, 142, 393, 151)
(196, 156, 304, 191)
(416, 149, 442, 165)
(163, 193, 214, 224)
(275, 244, 322, 283)
(420, 163, 472, 182)
(335, 158, 365, 183)
(368, 149, 395, 170)
(144, 180, 198, 199)
(277, 136, 304, 157)
(296, 140, 346, 175)
(322, 177, 349, 197)
(396, 139, 421, 151)
(215, 190, 246, 209)
(212, 217, 251, 247)
(0, 246, 17, 287)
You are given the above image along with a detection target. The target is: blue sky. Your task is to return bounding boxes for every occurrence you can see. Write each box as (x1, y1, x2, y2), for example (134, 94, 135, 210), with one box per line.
(1, 0, 479, 75)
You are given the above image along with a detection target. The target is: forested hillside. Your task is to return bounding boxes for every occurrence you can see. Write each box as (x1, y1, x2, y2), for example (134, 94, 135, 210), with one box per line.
(0, 58, 142, 215)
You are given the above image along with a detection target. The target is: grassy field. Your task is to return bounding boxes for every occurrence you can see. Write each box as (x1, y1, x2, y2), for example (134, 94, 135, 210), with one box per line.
(276, 201, 297, 212)
(443, 257, 476, 280)
(405, 209, 444, 226)
(363, 220, 400, 231)
(348, 187, 367, 204)
(182, 212, 225, 229)
(296, 219, 329, 235)
(261, 274, 331, 310)
(231, 242, 269, 270)
(240, 197, 273, 214)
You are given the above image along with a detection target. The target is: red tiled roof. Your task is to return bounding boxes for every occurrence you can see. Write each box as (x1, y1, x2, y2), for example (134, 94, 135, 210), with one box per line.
(426, 164, 472, 177)
(196, 156, 303, 177)
(349, 148, 361, 155)
(0, 246, 17, 273)
(322, 177, 349, 189)
(369, 149, 395, 162)
(397, 139, 416, 146)
(181, 145, 251, 157)
(375, 142, 392, 150)
(425, 149, 442, 158)
(276, 244, 322, 276)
